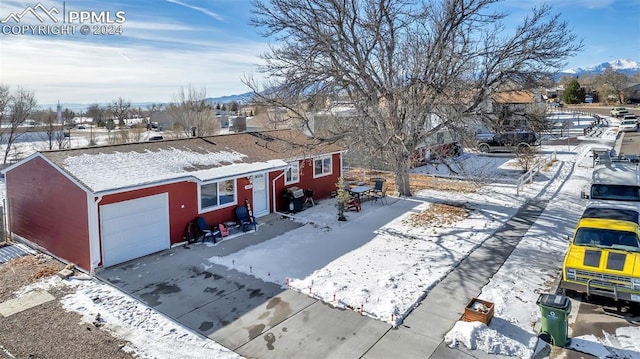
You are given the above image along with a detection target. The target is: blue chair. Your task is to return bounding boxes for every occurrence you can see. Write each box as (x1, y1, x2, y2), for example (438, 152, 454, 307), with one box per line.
(373, 180, 384, 194)
(235, 206, 257, 232)
(196, 217, 220, 243)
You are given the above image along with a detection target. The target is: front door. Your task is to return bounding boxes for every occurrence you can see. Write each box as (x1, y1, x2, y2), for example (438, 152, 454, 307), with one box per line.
(252, 173, 269, 217)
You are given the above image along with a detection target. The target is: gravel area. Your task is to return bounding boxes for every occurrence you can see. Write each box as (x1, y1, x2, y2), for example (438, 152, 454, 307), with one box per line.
(0, 253, 135, 359)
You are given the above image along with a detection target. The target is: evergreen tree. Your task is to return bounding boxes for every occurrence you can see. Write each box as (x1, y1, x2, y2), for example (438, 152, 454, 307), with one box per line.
(563, 79, 585, 104)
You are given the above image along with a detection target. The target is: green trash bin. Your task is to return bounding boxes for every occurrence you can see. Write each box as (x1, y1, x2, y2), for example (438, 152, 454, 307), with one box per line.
(536, 293, 571, 347)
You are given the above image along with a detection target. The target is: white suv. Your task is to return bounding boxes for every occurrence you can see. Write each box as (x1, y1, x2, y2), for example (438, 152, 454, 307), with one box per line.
(619, 118, 638, 132)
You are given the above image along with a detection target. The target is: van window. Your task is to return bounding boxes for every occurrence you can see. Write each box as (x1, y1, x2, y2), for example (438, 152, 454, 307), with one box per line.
(591, 184, 640, 201)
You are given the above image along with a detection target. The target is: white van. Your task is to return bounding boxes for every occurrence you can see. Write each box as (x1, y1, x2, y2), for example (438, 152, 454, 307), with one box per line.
(582, 161, 640, 202)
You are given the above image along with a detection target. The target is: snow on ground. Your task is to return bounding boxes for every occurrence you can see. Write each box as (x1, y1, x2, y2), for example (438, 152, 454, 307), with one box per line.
(209, 176, 527, 325)
(206, 118, 640, 357)
(444, 128, 640, 358)
(4, 113, 639, 358)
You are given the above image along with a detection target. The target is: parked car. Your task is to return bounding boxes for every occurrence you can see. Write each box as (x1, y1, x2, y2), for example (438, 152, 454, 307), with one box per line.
(476, 131, 539, 153)
(619, 119, 638, 132)
(148, 135, 164, 141)
(623, 114, 638, 121)
(611, 107, 629, 117)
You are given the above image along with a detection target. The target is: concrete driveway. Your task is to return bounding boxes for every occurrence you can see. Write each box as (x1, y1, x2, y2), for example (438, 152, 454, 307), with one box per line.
(98, 199, 551, 359)
(98, 215, 392, 358)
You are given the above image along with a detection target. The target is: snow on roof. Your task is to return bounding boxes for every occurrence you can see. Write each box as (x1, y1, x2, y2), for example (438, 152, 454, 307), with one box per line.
(592, 162, 640, 186)
(61, 147, 287, 193)
(24, 130, 342, 193)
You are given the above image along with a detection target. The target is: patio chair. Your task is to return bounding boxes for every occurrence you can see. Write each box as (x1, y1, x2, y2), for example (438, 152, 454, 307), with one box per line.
(373, 180, 384, 194)
(196, 217, 221, 243)
(303, 188, 315, 207)
(184, 221, 198, 244)
(372, 188, 388, 205)
(235, 206, 257, 232)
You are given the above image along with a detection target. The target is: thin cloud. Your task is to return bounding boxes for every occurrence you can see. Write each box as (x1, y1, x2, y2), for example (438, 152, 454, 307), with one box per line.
(165, 0, 225, 22)
(0, 36, 266, 103)
(123, 20, 200, 32)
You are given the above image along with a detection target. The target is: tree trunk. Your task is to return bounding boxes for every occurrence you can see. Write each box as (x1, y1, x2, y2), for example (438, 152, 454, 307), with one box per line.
(393, 151, 412, 197)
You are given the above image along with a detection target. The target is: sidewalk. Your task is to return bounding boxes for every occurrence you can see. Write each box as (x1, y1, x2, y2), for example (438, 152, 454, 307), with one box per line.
(362, 200, 549, 359)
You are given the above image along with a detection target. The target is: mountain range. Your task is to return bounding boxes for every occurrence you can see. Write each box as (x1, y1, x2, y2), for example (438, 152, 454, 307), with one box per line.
(41, 59, 639, 111)
(40, 93, 252, 112)
(559, 59, 640, 77)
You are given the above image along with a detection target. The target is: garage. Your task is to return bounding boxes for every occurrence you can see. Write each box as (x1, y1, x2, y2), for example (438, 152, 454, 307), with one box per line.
(100, 193, 170, 267)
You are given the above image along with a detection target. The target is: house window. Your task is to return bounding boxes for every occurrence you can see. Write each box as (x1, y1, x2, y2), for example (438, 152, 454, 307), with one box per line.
(313, 156, 332, 178)
(200, 179, 236, 211)
(285, 162, 300, 184)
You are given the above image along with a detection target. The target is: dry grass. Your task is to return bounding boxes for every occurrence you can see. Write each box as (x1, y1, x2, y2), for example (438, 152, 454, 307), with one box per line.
(0, 253, 135, 359)
(344, 168, 477, 194)
(33, 265, 61, 279)
(344, 168, 475, 229)
(0, 254, 65, 301)
(405, 203, 471, 228)
(10, 255, 40, 265)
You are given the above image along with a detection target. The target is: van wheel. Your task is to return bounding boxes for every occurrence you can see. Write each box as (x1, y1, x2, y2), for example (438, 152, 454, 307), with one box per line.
(478, 144, 490, 153)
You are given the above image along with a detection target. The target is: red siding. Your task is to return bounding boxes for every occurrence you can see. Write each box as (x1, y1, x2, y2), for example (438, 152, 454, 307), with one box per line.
(274, 153, 342, 212)
(6, 151, 342, 270)
(99, 177, 257, 251)
(100, 182, 199, 248)
(6, 156, 90, 270)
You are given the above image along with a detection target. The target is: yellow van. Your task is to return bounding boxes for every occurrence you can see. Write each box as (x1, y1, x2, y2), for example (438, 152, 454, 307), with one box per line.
(561, 206, 640, 302)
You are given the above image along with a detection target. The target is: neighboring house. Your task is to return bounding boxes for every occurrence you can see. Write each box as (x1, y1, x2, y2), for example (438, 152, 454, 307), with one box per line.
(491, 90, 541, 114)
(488, 90, 546, 130)
(2, 130, 343, 273)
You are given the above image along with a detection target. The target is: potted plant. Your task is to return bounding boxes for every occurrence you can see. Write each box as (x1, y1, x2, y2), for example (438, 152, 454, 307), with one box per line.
(336, 176, 350, 221)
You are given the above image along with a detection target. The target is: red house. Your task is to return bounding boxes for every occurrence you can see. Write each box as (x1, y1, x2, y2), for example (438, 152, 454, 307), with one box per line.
(2, 130, 343, 273)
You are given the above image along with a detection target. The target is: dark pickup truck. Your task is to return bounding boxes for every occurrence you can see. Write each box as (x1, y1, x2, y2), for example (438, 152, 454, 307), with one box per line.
(476, 131, 539, 153)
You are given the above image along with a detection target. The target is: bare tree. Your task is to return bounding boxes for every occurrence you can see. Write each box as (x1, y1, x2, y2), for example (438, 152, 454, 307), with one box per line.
(30, 107, 70, 150)
(40, 108, 58, 150)
(86, 103, 106, 128)
(166, 85, 219, 137)
(514, 144, 539, 173)
(247, 0, 582, 196)
(111, 97, 131, 129)
(0, 86, 37, 164)
(147, 103, 164, 113)
(595, 68, 630, 104)
(0, 86, 9, 128)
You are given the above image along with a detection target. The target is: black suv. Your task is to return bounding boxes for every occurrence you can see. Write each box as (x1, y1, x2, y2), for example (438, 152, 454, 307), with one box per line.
(477, 131, 538, 153)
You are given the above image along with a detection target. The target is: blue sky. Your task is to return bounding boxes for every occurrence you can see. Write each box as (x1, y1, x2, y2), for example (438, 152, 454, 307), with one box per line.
(0, 0, 638, 105)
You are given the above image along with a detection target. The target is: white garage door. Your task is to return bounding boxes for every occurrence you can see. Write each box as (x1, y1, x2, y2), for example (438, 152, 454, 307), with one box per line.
(101, 193, 170, 267)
